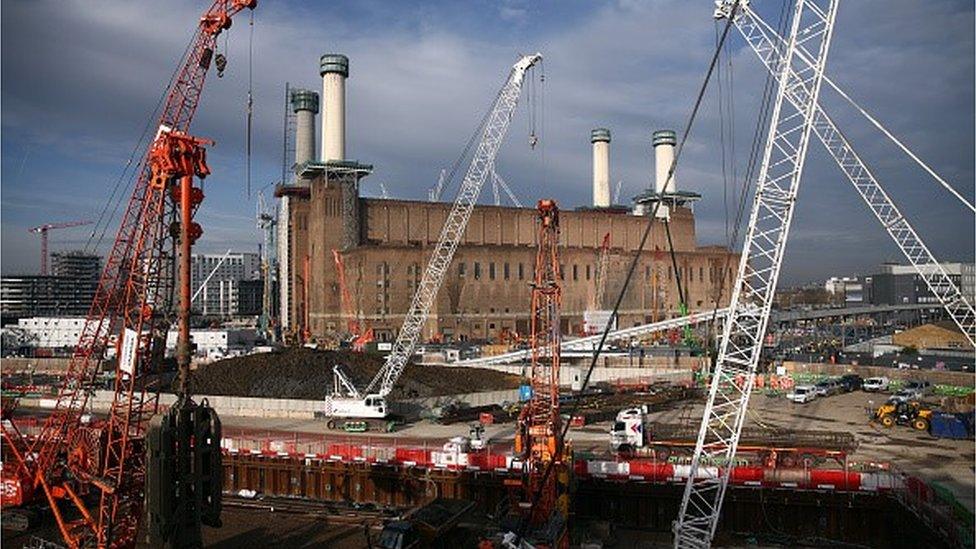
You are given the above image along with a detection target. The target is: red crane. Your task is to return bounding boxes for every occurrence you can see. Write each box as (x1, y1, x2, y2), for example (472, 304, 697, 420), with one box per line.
(333, 249, 359, 336)
(594, 232, 611, 310)
(332, 249, 374, 351)
(514, 199, 568, 548)
(28, 220, 93, 275)
(1, 2, 257, 547)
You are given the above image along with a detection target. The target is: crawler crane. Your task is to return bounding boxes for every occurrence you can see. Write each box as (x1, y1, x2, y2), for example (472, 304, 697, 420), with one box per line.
(677, 1, 974, 546)
(0, 2, 257, 547)
(324, 53, 542, 429)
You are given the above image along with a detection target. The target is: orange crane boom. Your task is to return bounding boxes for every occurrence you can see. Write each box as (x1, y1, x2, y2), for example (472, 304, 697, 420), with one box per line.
(514, 199, 568, 548)
(594, 232, 611, 310)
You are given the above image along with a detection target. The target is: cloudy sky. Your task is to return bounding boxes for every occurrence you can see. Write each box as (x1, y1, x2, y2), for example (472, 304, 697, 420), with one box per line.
(2, 0, 973, 284)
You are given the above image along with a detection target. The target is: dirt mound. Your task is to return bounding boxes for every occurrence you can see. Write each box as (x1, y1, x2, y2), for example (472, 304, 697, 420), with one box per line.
(189, 348, 522, 401)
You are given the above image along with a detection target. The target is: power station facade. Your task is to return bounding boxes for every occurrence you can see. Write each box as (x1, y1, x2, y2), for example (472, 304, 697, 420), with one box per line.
(277, 54, 739, 343)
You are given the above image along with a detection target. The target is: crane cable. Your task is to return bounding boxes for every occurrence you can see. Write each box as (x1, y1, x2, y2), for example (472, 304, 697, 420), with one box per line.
(540, 60, 547, 187)
(821, 77, 975, 213)
(85, 29, 199, 255)
(514, 2, 742, 542)
(245, 10, 255, 197)
(438, 75, 509, 202)
(704, 0, 793, 362)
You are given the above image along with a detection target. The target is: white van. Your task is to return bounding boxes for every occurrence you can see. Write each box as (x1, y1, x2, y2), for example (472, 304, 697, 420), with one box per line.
(787, 385, 817, 404)
(863, 377, 890, 392)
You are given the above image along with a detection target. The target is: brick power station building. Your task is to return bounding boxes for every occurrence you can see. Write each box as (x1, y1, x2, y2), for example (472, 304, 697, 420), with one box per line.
(278, 54, 738, 343)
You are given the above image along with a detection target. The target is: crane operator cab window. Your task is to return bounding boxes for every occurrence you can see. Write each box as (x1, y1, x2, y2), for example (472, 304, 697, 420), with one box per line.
(365, 396, 386, 416)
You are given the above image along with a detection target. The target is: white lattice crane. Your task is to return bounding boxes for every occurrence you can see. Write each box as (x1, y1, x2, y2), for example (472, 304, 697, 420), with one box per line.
(674, 1, 839, 547)
(719, 0, 974, 346)
(325, 53, 542, 425)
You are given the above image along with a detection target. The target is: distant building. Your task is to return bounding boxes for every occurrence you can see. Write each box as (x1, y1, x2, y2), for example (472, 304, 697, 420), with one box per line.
(237, 279, 264, 316)
(12, 317, 110, 355)
(165, 328, 258, 360)
(824, 276, 865, 305)
(50, 251, 102, 283)
(1, 275, 98, 325)
(190, 252, 261, 317)
(1, 251, 103, 325)
(962, 263, 975, 307)
(870, 262, 968, 306)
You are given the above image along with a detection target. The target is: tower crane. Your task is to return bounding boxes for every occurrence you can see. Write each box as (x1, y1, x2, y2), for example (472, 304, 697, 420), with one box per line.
(28, 220, 93, 275)
(1, 2, 257, 547)
(513, 199, 568, 548)
(716, 0, 975, 346)
(594, 233, 611, 310)
(674, 1, 838, 547)
(324, 53, 542, 428)
(257, 191, 276, 340)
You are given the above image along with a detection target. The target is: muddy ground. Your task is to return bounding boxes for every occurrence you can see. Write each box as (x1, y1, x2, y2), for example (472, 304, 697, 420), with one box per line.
(187, 348, 522, 400)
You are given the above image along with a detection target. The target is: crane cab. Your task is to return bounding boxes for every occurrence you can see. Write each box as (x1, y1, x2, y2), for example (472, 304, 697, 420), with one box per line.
(325, 394, 387, 419)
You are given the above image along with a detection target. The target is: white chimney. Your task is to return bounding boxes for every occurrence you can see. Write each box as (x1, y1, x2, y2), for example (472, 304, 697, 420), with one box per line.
(320, 54, 348, 162)
(290, 89, 318, 170)
(653, 129, 676, 219)
(591, 128, 611, 208)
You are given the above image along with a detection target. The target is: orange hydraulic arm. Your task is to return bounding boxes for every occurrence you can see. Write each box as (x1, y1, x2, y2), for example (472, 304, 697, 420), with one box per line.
(0, 2, 257, 547)
(332, 249, 359, 337)
(594, 232, 611, 309)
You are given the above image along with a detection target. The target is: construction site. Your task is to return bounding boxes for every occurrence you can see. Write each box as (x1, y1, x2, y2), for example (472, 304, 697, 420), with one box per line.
(1, 1, 974, 549)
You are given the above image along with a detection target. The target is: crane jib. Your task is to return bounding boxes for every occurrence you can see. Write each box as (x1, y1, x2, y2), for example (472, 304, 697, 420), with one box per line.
(331, 53, 541, 402)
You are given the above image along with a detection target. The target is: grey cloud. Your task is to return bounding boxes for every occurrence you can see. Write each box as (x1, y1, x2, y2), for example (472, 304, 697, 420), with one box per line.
(2, 0, 973, 283)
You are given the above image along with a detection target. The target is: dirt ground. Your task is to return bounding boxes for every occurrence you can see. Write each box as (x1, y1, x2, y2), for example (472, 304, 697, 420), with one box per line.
(200, 507, 372, 549)
(215, 385, 974, 517)
(620, 389, 976, 513)
(187, 348, 523, 400)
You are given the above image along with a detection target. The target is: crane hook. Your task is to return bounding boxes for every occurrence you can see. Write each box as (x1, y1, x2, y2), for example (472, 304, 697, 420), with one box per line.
(215, 53, 227, 77)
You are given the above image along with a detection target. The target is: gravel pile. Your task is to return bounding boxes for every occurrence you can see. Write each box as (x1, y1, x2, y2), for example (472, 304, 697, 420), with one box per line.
(189, 347, 522, 400)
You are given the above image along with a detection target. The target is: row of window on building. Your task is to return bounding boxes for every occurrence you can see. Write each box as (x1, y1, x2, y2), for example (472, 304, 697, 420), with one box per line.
(372, 261, 733, 285)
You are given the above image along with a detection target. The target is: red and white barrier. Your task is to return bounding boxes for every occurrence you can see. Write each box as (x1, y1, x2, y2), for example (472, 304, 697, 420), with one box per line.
(576, 457, 901, 493)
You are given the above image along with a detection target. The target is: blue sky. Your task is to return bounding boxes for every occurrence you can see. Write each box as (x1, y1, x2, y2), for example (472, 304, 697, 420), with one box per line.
(2, 0, 973, 284)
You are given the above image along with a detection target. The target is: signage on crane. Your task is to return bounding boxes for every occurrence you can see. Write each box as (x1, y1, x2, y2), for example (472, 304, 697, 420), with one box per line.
(119, 328, 138, 376)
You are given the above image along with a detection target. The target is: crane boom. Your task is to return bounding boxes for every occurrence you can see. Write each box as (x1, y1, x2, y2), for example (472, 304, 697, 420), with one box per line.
(719, 1, 975, 346)
(1, 2, 257, 547)
(512, 200, 568, 545)
(333, 249, 358, 336)
(361, 53, 541, 397)
(674, 1, 838, 547)
(594, 233, 611, 310)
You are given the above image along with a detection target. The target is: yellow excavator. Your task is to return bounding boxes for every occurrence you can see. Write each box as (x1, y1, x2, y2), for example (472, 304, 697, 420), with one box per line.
(872, 400, 934, 431)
